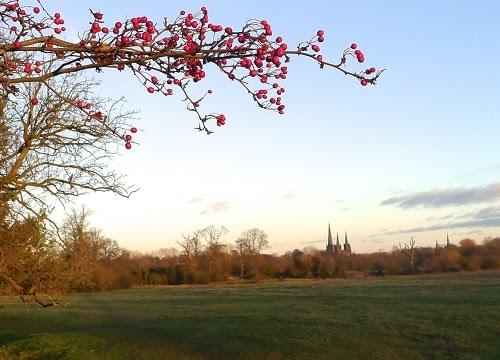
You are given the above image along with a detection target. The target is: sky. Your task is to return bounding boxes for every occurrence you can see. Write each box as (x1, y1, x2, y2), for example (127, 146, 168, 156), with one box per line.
(45, 0, 500, 254)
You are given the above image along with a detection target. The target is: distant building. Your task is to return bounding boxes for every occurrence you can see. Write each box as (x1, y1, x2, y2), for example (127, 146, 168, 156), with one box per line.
(325, 223, 351, 256)
(435, 233, 452, 254)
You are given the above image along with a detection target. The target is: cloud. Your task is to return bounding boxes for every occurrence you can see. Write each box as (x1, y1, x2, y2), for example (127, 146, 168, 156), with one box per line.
(200, 201, 230, 215)
(458, 206, 500, 220)
(281, 190, 307, 201)
(189, 197, 205, 204)
(381, 182, 500, 209)
(363, 238, 386, 244)
(300, 239, 325, 245)
(465, 229, 484, 235)
(426, 213, 454, 221)
(391, 218, 500, 234)
(383, 205, 500, 235)
(459, 165, 500, 177)
(281, 192, 296, 200)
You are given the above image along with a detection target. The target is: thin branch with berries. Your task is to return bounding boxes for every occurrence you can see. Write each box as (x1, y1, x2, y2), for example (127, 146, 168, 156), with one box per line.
(0, 2, 383, 140)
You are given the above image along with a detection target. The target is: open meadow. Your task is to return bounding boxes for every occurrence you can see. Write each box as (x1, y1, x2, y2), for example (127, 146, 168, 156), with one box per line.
(1, 272, 499, 360)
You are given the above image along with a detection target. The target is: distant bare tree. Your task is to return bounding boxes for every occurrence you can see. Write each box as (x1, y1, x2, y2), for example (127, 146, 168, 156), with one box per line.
(399, 237, 416, 272)
(152, 248, 179, 259)
(201, 225, 229, 247)
(178, 231, 203, 259)
(236, 228, 269, 256)
(200, 225, 228, 279)
(235, 228, 269, 278)
(303, 246, 319, 256)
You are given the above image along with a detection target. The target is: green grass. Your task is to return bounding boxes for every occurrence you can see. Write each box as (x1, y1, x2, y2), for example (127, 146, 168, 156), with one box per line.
(1, 272, 499, 359)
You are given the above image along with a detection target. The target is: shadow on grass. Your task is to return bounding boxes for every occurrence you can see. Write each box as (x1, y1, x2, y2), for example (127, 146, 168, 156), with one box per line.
(0, 332, 28, 347)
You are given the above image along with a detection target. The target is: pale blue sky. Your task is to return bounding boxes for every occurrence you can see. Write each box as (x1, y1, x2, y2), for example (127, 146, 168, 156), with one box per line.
(48, 1, 500, 253)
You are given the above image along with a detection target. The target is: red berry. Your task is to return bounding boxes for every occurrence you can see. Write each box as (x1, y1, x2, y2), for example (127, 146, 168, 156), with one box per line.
(351, 43, 357, 49)
(130, 127, 138, 133)
(125, 142, 132, 150)
(151, 76, 159, 84)
(216, 114, 226, 126)
(33, 7, 40, 14)
(360, 79, 368, 86)
(125, 134, 132, 141)
(31, 97, 38, 105)
(311, 44, 320, 52)
(147, 87, 155, 94)
(13, 40, 21, 49)
(317, 30, 324, 37)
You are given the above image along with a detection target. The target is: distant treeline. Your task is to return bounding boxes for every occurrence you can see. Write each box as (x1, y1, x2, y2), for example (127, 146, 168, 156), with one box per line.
(1, 208, 499, 305)
(123, 237, 500, 288)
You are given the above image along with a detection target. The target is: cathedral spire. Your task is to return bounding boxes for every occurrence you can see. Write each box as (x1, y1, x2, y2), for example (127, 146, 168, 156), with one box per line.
(446, 233, 450, 247)
(336, 232, 340, 245)
(327, 223, 333, 246)
(344, 232, 348, 245)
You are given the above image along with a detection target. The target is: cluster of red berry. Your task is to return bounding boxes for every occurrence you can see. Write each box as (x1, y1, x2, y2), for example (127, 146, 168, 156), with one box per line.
(124, 127, 137, 149)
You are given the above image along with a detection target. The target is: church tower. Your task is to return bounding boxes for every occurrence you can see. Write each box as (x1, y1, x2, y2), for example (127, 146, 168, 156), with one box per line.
(326, 223, 334, 255)
(334, 232, 342, 254)
(343, 232, 352, 255)
(446, 233, 451, 247)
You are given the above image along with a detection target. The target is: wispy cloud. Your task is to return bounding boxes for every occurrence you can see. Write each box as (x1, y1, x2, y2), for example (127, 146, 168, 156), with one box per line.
(300, 239, 325, 245)
(457, 206, 500, 220)
(188, 197, 204, 204)
(381, 182, 500, 209)
(281, 191, 296, 200)
(387, 218, 500, 234)
(459, 165, 500, 177)
(465, 229, 484, 235)
(381, 205, 500, 235)
(426, 213, 454, 221)
(200, 201, 231, 215)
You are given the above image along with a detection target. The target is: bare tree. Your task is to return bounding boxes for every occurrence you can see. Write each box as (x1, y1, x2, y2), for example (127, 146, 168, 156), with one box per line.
(200, 225, 228, 279)
(151, 247, 179, 259)
(178, 231, 203, 259)
(0, 74, 137, 231)
(399, 237, 416, 272)
(235, 228, 269, 278)
(201, 225, 228, 247)
(236, 228, 269, 256)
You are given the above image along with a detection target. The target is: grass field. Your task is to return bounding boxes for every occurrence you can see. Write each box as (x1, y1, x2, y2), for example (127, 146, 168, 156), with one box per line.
(1, 272, 499, 359)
